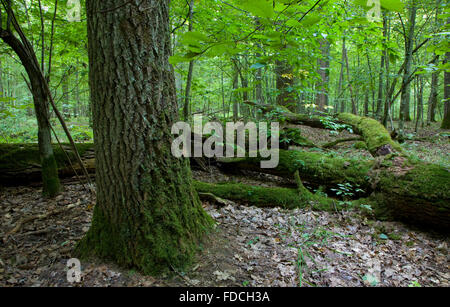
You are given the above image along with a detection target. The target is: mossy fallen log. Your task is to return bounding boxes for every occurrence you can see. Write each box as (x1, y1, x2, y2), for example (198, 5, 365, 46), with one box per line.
(218, 149, 373, 191)
(335, 113, 403, 156)
(0, 143, 95, 185)
(1, 143, 449, 231)
(244, 101, 403, 157)
(193, 180, 334, 211)
(218, 149, 450, 231)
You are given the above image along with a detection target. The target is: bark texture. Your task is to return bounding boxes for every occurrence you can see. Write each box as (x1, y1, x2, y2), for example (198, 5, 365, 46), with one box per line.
(76, 0, 213, 274)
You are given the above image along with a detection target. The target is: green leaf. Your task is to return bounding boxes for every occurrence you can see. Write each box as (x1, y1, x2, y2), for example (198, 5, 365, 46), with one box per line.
(301, 13, 321, 26)
(169, 55, 191, 65)
(380, 0, 404, 12)
(180, 31, 209, 45)
(250, 63, 265, 69)
(236, 0, 274, 19)
(379, 233, 388, 240)
(354, 0, 404, 12)
(363, 274, 379, 286)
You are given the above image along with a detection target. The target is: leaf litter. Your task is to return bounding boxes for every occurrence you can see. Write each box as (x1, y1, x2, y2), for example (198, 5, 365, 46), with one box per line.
(0, 176, 448, 287)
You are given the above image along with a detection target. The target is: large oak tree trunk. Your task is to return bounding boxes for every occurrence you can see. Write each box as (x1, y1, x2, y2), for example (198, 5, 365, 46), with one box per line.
(76, 0, 213, 274)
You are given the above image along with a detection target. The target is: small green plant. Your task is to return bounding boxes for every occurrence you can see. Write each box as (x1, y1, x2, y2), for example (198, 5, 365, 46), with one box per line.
(320, 116, 353, 134)
(408, 281, 421, 287)
(331, 182, 364, 199)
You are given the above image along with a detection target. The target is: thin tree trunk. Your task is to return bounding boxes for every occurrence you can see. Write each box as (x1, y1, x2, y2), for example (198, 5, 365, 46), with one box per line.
(338, 37, 346, 113)
(0, 8, 61, 197)
(399, 2, 417, 130)
(376, 13, 388, 119)
(343, 43, 357, 114)
(316, 38, 330, 111)
(442, 51, 450, 129)
(427, 57, 439, 125)
(415, 75, 423, 132)
(183, 0, 195, 121)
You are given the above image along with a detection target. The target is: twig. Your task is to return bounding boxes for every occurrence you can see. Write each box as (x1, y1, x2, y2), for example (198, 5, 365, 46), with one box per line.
(3, 204, 77, 242)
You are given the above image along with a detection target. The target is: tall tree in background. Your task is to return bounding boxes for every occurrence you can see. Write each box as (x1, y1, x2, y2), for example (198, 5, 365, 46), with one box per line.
(76, 0, 213, 274)
(427, 56, 439, 125)
(315, 38, 330, 111)
(442, 51, 450, 129)
(183, 0, 195, 121)
(375, 13, 388, 119)
(399, 0, 417, 130)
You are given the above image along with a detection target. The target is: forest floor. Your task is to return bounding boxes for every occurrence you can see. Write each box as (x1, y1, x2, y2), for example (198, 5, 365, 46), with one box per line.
(0, 122, 448, 287)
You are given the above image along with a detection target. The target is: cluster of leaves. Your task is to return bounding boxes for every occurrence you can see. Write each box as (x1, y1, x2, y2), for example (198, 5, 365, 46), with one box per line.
(320, 116, 353, 134)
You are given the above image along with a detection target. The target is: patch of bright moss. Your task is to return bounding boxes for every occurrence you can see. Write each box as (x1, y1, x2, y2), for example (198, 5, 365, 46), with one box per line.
(337, 113, 403, 155)
(193, 180, 334, 211)
(354, 141, 367, 150)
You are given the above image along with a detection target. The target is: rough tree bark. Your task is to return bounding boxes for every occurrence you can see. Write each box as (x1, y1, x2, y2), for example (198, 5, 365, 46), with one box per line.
(76, 0, 213, 274)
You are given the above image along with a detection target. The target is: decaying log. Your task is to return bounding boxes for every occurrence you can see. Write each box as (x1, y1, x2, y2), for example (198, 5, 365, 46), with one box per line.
(217, 150, 450, 231)
(243, 101, 403, 157)
(0, 143, 95, 185)
(1, 142, 449, 231)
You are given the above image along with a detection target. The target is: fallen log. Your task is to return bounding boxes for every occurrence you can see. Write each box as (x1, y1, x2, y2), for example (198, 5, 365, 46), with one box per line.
(243, 101, 403, 157)
(0, 143, 95, 185)
(218, 149, 373, 191)
(217, 149, 450, 231)
(1, 144, 449, 231)
(193, 180, 335, 211)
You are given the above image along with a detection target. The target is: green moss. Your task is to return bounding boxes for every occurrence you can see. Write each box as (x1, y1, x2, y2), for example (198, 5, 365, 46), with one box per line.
(0, 143, 93, 170)
(388, 232, 402, 240)
(220, 149, 372, 190)
(354, 141, 367, 150)
(41, 155, 61, 197)
(281, 128, 316, 147)
(369, 161, 450, 230)
(194, 180, 334, 211)
(337, 113, 403, 155)
(76, 159, 214, 276)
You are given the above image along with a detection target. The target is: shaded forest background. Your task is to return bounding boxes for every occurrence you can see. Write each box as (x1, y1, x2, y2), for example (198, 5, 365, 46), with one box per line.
(0, 0, 449, 146)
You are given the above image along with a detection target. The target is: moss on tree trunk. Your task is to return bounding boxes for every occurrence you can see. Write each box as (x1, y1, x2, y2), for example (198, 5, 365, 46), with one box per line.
(75, 0, 213, 275)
